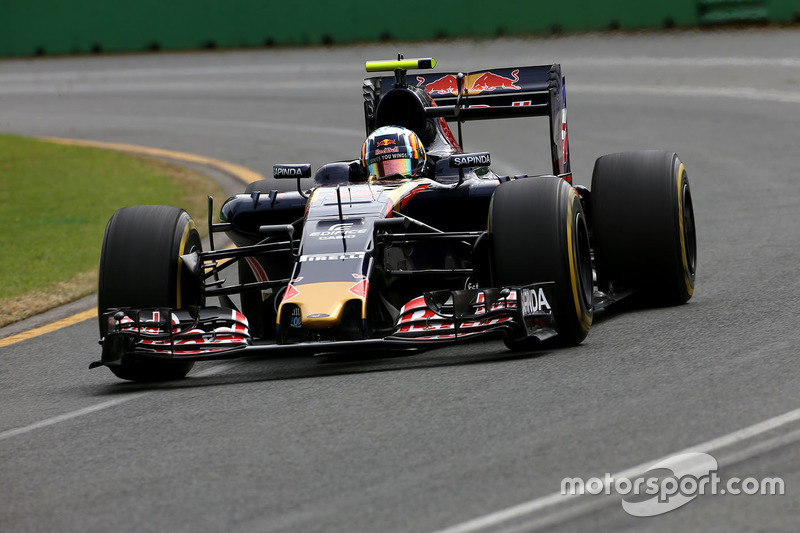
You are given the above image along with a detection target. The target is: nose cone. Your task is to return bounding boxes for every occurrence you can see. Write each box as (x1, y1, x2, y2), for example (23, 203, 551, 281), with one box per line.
(279, 281, 367, 329)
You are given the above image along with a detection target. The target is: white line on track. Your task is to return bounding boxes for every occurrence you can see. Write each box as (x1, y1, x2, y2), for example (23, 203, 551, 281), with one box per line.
(489, 426, 800, 533)
(567, 83, 800, 105)
(431, 405, 800, 533)
(0, 362, 239, 442)
(147, 115, 366, 138)
(0, 80, 359, 95)
(3, 56, 800, 96)
(2, 56, 800, 84)
(557, 56, 800, 68)
(489, 424, 800, 533)
(0, 62, 365, 83)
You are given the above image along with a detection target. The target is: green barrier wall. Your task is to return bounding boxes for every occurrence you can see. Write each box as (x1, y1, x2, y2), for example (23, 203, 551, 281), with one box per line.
(0, 0, 797, 57)
(768, 0, 800, 21)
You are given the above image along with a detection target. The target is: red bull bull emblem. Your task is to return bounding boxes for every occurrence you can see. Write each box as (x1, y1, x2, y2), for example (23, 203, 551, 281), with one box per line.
(417, 74, 459, 96)
(468, 70, 521, 94)
(418, 70, 522, 96)
(376, 138, 395, 147)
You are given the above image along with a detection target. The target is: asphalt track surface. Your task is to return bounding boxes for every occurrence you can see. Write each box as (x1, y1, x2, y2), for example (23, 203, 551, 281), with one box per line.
(2, 29, 800, 532)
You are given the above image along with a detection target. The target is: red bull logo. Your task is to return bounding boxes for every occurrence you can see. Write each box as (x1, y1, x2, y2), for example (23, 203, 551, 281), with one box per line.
(375, 147, 399, 155)
(417, 74, 459, 96)
(418, 70, 522, 96)
(468, 69, 521, 93)
(376, 138, 395, 147)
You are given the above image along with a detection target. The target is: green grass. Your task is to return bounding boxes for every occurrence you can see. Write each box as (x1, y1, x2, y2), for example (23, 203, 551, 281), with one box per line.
(0, 134, 225, 325)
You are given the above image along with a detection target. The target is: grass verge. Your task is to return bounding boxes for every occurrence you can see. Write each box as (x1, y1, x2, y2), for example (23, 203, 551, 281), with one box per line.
(0, 134, 226, 327)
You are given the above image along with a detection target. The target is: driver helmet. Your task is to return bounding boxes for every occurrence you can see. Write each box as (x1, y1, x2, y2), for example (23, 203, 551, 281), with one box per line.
(361, 126, 426, 182)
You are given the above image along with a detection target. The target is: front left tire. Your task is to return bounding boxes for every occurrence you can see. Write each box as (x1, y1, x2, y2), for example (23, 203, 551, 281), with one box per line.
(488, 176, 593, 348)
(98, 205, 202, 381)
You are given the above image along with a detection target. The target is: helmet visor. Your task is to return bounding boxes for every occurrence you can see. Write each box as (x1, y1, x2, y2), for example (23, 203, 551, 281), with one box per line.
(368, 157, 413, 179)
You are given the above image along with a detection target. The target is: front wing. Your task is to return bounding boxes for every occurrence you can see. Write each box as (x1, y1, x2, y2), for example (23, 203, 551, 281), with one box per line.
(91, 282, 557, 368)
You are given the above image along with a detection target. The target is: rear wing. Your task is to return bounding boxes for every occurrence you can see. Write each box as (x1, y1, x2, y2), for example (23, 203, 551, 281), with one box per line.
(414, 65, 560, 110)
(365, 60, 570, 175)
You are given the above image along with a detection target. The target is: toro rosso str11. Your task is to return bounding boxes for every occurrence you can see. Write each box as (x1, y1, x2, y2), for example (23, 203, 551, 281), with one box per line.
(92, 56, 697, 381)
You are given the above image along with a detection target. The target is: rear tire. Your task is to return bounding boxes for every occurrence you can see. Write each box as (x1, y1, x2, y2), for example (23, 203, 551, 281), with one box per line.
(591, 151, 696, 305)
(98, 205, 203, 381)
(489, 177, 593, 348)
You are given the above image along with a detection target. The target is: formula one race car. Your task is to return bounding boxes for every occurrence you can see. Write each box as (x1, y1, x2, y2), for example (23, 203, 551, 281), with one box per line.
(92, 56, 697, 381)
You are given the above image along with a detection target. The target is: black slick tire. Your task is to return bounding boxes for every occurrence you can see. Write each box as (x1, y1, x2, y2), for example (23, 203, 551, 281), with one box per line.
(489, 177, 593, 348)
(98, 205, 203, 381)
(591, 151, 696, 305)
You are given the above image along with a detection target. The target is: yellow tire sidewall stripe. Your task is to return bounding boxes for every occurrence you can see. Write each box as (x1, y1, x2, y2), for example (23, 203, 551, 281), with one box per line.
(175, 219, 196, 309)
(566, 187, 591, 332)
(676, 163, 694, 296)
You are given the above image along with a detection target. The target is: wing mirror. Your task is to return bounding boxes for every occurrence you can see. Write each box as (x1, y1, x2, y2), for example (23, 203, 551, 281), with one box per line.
(448, 152, 491, 169)
(448, 152, 491, 187)
(273, 164, 312, 180)
(273, 164, 312, 198)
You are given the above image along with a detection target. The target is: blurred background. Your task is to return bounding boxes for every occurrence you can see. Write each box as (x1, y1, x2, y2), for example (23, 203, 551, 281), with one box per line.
(2, 0, 798, 57)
